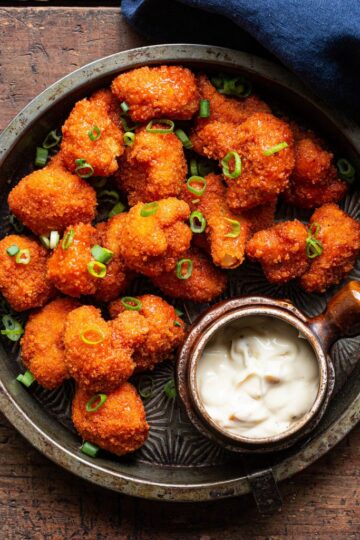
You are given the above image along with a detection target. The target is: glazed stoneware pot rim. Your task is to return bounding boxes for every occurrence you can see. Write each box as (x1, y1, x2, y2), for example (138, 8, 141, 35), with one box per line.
(0, 44, 359, 502)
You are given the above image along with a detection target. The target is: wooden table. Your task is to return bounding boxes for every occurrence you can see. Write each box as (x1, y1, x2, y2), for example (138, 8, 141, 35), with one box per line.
(0, 5, 359, 539)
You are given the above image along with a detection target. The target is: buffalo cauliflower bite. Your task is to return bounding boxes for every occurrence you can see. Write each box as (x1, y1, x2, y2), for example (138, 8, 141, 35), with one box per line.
(299, 204, 360, 293)
(115, 198, 192, 277)
(8, 155, 97, 236)
(246, 220, 309, 283)
(61, 89, 124, 177)
(109, 294, 186, 372)
(64, 305, 148, 392)
(243, 199, 277, 235)
(151, 247, 228, 303)
(21, 298, 79, 389)
(116, 127, 187, 206)
(72, 382, 149, 456)
(111, 65, 199, 122)
(0, 235, 54, 312)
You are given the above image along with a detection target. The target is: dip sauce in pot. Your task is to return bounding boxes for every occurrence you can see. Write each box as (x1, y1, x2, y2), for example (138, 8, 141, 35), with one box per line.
(196, 316, 320, 439)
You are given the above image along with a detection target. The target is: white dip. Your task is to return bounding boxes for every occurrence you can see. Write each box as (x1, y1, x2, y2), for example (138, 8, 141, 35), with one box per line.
(196, 316, 319, 439)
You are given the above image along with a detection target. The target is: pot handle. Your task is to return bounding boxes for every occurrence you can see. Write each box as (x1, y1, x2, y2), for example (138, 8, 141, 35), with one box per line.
(308, 281, 360, 352)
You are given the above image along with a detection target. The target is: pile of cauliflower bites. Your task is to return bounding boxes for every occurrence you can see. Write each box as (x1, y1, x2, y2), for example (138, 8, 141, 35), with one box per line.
(2, 65, 360, 457)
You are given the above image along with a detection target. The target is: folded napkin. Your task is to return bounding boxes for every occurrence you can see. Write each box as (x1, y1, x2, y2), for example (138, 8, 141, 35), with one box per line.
(122, 0, 360, 121)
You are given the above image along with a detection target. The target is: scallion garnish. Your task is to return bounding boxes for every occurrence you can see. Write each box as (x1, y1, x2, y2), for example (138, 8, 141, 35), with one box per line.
(85, 393, 107, 413)
(91, 245, 113, 265)
(124, 132, 135, 146)
(75, 158, 94, 178)
(80, 326, 105, 345)
(9, 214, 24, 233)
(1, 315, 24, 342)
(140, 202, 159, 217)
(16, 370, 35, 388)
(35, 147, 48, 168)
(186, 176, 207, 196)
(189, 210, 206, 234)
(98, 190, 120, 205)
(108, 202, 126, 218)
(263, 142, 288, 156)
(224, 218, 241, 238)
(120, 296, 142, 311)
(306, 223, 323, 259)
(211, 74, 252, 98)
(6, 244, 19, 257)
(88, 126, 101, 141)
(145, 119, 175, 134)
(42, 130, 61, 149)
(189, 158, 198, 176)
(49, 231, 60, 249)
(87, 261, 107, 278)
(163, 378, 176, 399)
(62, 229, 75, 250)
(175, 129, 193, 149)
(176, 258, 193, 280)
(199, 99, 210, 118)
(198, 158, 215, 177)
(120, 115, 138, 132)
(91, 177, 107, 189)
(120, 101, 129, 114)
(337, 158, 356, 183)
(221, 151, 242, 179)
(80, 441, 99, 458)
(175, 308, 183, 317)
(173, 321, 182, 327)
(138, 375, 154, 399)
(15, 249, 30, 265)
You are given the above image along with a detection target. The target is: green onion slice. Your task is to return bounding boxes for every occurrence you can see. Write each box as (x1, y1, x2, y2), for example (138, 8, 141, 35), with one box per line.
(88, 125, 101, 141)
(98, 190, 120, 205)
(91, 177, 107, 189)
(212, 75, 252, 98)
(336, 158, 355, 182)
(85, 393, 107, 413)
(199, 99, 210, 118)
(6, 244, 19, 256)
(190, 210, 206, 234)
(49, 231, 60, 249)
(9, 214, 24, 233)
(16, 370, 35, 388)
(39, 235, 50, 249)
(80, 326, 105, 345)
(120, 296, 142, 311)
(91, 245, 113, 265)
(173, 321, 182, 327)
(15, 249, 30, 265)
(221, 151, 242, 179)
(120, 115, 138, 132)
(189, 158, 198, 176)
(1, 315, 24, 342)
(263, 142, 288, 156)
(175, 129, 193, 149)
(176, 258, 193, 280)
(145, 119, 175, 134)
(198, 158, 215, 177)
(75, 158, 94, 178)
(140, 202, 159, 217)
(175, 308, 183, 317)
(42, 130, 61, 149)
(124, 132, 135, 146)
(62, 229, 75, 250)
(138, 375, 154, 399)
(224, 218, 241, 238)
(87, 261, 107, 278)
(306, 223, 323, 259)
(186, 176, 207, 196)
(80, 441, 99, 458)
(120, 101, 129, 114)
(163, 378, 177, 399)
(35, 147, 48, 168)
(108, 202, 126, 218)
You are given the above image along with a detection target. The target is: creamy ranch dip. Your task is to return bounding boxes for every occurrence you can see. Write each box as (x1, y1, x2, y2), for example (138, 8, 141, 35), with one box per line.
(196, 316, 319, 439)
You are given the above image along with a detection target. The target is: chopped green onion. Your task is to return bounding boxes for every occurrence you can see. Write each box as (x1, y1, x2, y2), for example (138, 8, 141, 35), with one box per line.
(199, 99, 210, 118)
(138, 375, 154, 399)
(263, 142, 288, 156)
(108, 202, 126, 218)
(176, 258, 193, 280)
(1, 315, 23, 342)
(120, 101, 129, 114)
(85, 393, 107, 413)
(91, 177, 107, 189)
(175, 129, 193, 149)
(98, 190, 120, 205)
(145, 119, 175, 134)
(80, 441, 99, 458)
(49, 231, 60, 249)
(190, 210, 206, 234)
(221, 151, 242, 179)
(39, 235, 50, 249)
(186, 176, 207, 196)
(9, 214, 24, 233)
(16, 370, 35, 388)
(35, 147, 48, 168)
(175, 308, 183, 317)
(88, 125, 101, 141)
(75, 158, 94, 178)
(212, 75, 252, 98)
(120, 296, 142, 311)
(337, 158, 355, 182)
(91, 245, 113, 265)
(87, 261, 107, 278)
(224, 218, 241, 238)
(6, 244, 19, 257)
(174, 321, 182, 327)
(120, 115, 138, 132)
(189, 158, 198, 176)
(80, 326, 105, 345)
(198, 158, 215, 177)
(140, 202, 159, 217)
(15, 249, 30, 265)
(306, 223, 323, 259)
(62, 229, 75, 250)
(42, 130, 61, 149)
(163, 378, 176, 399)
(124, 132, 135, 146)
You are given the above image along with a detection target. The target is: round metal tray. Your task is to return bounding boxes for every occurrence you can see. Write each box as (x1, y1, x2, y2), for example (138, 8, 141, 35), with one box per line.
(0, 44, 359, 503)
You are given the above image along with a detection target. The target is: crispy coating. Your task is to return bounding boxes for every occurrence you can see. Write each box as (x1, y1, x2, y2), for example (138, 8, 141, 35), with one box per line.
(21, 298, 79, 389)
(246, 220, 310, 283)
(181, 173, 251, 268)
(152, 247, 228, 303)
(8, 156, 97, 236)
(0, 235, 54, 312)
(299, 204, 360, 292)
(72, 382, 149, 456)
(191, 120, 239, 160)
(244, 199, 277, 235)
(109, 294, 186, 372)
(115, 198, 192, 277)
(64, 305, 148, 392)
(61, 89, 124, 177)
(116, 127, 187, 206)
(111, 65, 199, 122)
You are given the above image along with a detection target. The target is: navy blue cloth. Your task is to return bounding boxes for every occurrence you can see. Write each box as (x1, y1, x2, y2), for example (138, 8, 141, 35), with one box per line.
(122, 0, 360, 121)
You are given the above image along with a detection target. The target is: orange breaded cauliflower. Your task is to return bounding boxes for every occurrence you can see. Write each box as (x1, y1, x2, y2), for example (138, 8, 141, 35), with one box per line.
(61, 89, 124, 177)
(116, 127, 187, 206)
(21, 298, 79, 389)
(246, 220, 309, 283)
(0, 235, 54, 312)
(299, 204, 360, 293)
(243, 199, 277, 235)
(72, 383, 149, 457)
(111, 65, 199, 122)
(114, 198, 192, 277)
(151, 247, 228, 303)
(191, 120, 239, 160)
(181, 173, 251, 269)
(8, 155, 97, 236)
(109, 294, 186, 372)
(64, 305, 148, 392)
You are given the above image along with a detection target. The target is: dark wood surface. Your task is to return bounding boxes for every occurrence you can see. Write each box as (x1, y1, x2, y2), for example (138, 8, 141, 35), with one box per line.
(0, 6, 359, 539)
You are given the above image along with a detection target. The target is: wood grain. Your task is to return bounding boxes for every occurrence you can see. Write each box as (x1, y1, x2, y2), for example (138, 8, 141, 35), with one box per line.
(0, 6, 359, 539)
